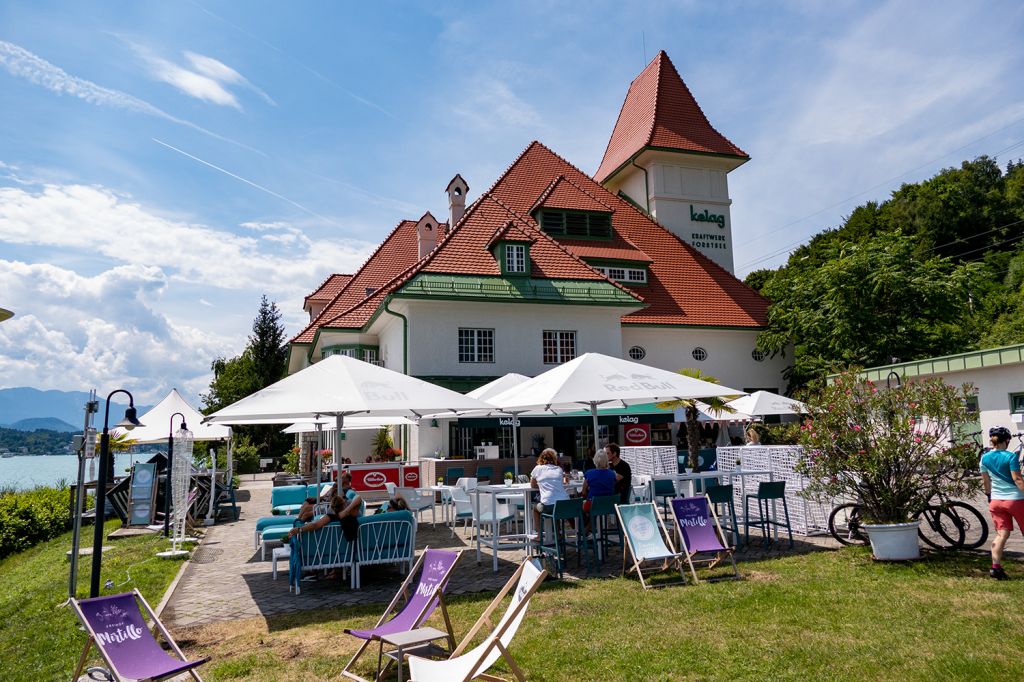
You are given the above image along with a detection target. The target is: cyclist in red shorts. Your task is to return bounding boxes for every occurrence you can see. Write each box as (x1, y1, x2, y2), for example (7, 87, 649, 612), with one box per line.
(980, 426, 1024, 580)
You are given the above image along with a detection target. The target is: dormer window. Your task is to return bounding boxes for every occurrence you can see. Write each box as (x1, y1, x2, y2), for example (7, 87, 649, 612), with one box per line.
(539, 210, 612, 239)
(505, 244, 527, 274)
(593, 265, 648, 284)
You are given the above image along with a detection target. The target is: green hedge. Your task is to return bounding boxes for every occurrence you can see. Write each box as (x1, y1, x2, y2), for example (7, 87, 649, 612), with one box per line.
(0, 487, 75, 559)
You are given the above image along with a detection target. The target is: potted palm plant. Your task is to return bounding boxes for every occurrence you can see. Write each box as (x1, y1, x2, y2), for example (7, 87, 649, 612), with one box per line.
(796, 372, 978, 560)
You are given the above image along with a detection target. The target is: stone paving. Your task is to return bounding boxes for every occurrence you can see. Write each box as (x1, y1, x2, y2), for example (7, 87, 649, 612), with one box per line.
(161, 475, 1019, 630)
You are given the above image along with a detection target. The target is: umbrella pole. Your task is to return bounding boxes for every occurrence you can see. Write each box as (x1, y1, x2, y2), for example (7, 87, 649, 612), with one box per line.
(335, 414, 345, 470)
(511, 412, 520, 478)
(590, 403, 600, 460)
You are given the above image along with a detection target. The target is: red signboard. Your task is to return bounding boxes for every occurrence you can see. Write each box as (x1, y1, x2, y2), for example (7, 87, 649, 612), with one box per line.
(623, 423, 651, 446)
(348, 466, 400, 491)
(401, 465, 420, 488)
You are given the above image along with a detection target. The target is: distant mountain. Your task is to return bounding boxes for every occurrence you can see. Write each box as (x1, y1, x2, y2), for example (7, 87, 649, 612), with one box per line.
(0, 387, 152, 431)
(7, 417, 78, 432)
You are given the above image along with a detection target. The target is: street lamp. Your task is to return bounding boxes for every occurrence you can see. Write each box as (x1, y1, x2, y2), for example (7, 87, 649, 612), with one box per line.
(90, 390, 143, 598)
(163, 412, 187, 537)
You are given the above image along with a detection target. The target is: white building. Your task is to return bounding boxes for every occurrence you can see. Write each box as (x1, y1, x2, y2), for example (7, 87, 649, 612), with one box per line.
(289, 52, 787, 460)
(860, 343, 1024, 442)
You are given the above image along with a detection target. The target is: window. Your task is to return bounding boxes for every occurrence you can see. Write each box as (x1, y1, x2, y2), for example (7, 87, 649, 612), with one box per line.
(543, 330, 576, 364)
(751, 349, 767, 362)
(593, 266, 647, 283)
(363, 348, 379, 365)
(1011, 393, 1024, 414)
(628, 346, 646, 361)
(458, 328, 494, 363)
(539, 210, 612, 239)
(692, 347, 707, 362)
(505, 244, 527, 273)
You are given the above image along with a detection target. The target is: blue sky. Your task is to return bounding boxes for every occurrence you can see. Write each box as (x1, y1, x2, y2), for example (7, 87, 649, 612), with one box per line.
(1, 1, 1023, 403)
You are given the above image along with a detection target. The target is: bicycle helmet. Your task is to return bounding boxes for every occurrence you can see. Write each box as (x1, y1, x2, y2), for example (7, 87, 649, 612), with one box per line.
(989, 426, 1012, 442)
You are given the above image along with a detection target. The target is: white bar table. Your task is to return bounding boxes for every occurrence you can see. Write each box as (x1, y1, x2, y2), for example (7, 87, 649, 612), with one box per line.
(424, 485, 456, 527)
(649, 469, 773, 502)
(474, 484, 535, 573)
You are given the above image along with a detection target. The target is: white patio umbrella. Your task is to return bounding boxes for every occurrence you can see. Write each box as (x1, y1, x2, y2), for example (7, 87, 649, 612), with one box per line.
(281, 416, 415, 434)
(726, 391, 807, 417)
(204, 355, 495, 463)
(488, 353, 744, 463)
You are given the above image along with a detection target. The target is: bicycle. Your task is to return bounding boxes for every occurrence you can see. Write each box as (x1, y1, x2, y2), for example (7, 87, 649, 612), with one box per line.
(828, 495, 988, 550)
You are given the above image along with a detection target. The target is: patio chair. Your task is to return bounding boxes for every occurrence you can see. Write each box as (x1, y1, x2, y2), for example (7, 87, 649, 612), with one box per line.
(355, 510, 417, 589)
(448, 486, 475, 537)
(589, 494, 622, 563)
(341, 547, 462, 682)
(455, 477, 478, 491)
(398, 486, 438, 525)
(407, 558, 547, 682)
(670, 496, 740, 583)
(70, 589, 209, 682)
(705, 484, 740, 548)
(743, 480, 794, 548)
(537, 497, 592, 578)
(445, 468, 465, 486)
(631, 474, 651, 503)
(615, 502, 686, 589)
(652, 478, 677, 519)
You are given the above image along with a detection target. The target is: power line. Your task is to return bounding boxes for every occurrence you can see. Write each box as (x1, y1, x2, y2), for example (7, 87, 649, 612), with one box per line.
(737, 115, 1024, 270)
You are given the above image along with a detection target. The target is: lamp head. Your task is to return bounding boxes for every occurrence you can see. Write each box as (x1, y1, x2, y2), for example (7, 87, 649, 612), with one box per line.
(117, 405, 143, 431)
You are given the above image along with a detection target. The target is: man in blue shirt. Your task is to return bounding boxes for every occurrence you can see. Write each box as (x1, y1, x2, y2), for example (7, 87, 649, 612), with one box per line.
(980, 426, 1024, 580)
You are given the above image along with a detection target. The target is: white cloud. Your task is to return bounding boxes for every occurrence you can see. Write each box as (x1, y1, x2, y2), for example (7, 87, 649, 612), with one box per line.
(185, 52, 276, 106)
(0, 261, 231, 402)
(452, 76, 543, 131)
(0, 180, 376, 301)
(147, 54, 242, 109)
(0, 40, 256, 152)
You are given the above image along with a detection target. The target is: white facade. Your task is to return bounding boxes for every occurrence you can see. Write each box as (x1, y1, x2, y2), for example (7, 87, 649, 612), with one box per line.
(621, 326, 786, 393)
(603, 150, 744, 274)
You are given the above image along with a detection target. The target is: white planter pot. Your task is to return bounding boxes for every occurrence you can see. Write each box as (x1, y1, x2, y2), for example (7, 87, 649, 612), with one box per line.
(863, 520, 920, 561)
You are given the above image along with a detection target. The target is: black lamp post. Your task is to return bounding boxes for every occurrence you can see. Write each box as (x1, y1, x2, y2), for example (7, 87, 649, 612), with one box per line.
(164, 412, 187, 537)
(90, 390, 142, 598)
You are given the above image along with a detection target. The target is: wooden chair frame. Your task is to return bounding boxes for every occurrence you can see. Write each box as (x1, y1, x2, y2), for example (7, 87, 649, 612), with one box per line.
(673, 495, 740, 584)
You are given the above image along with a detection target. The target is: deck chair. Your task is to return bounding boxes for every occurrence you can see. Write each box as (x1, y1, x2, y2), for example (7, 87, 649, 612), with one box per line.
(615, 503, 686, 589)
(342, 547, 462, 682)
(70, 589, 209, 681)
(670, 497, 740, 583)
(407, 558, 547, 682)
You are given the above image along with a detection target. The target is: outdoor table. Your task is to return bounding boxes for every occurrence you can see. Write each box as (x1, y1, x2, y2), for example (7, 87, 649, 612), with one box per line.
(474, 483, 536, 573)
(649, 468, 773, 501)
(424, 484, 456, 526)
(378, 626, 450, 682)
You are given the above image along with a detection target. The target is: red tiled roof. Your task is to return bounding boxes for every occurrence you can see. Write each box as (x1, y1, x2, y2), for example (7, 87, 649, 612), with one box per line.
(486, 220, 536, 249)
(292, 220, 423, 343)
(304, 274, 353, 308)
(558, 239, 652, 263)
(595, 51, 748, 183)
(530, 175, 613, 214)
(490, 141, 768, 327)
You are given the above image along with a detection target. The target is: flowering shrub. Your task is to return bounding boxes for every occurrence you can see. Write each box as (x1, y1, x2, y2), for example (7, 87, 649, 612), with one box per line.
(796, 372, 979, 524)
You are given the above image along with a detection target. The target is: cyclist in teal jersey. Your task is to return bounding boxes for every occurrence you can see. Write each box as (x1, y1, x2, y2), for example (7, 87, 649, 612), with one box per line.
(980, 426, 1024, 580)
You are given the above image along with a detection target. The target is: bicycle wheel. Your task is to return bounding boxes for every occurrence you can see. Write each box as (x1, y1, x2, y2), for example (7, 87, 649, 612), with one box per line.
(828, 503, 868, 546)
(944, 501, 989, 550)
(915, 505, 964, 550)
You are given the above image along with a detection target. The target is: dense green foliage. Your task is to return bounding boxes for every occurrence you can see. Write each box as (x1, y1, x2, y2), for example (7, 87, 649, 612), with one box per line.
(749, 157, 1024, 388)
(0, 520, 184, 679)
(0, 426, 72, 456)
(203, 296, 291, 465)
(0, 485, 74, 558)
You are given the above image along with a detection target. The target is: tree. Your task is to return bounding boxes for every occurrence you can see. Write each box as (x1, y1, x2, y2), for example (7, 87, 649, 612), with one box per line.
(202, 351, 258, 413)
(249, 295, 288, 389)
(656, 368, 737, 471)
(757, 232, 982, 389)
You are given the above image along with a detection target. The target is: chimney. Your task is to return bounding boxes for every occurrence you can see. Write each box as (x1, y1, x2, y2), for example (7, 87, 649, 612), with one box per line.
(446, 174, 469, 229)
(415, 211, 439, 260)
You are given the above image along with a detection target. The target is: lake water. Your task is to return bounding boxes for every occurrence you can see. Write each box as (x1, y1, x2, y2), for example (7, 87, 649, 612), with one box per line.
(0, 454, 138, 491)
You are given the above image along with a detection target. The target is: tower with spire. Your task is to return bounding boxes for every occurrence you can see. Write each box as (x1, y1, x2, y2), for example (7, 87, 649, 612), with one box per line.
(596, 51, 748, 274)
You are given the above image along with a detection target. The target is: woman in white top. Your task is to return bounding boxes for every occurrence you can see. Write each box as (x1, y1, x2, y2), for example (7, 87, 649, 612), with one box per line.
(531, 448, 569, 530)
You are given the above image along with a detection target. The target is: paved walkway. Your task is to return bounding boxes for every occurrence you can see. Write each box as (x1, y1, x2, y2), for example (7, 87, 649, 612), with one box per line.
(161, 476, 1019, 629)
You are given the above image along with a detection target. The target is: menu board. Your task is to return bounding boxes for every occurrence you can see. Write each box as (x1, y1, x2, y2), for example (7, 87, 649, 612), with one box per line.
(127, 462, 158, 526)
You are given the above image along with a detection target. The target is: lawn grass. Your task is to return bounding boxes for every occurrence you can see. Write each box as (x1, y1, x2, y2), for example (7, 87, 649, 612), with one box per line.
(176, 548, 1024, 682)
(0, 520, 186, 681)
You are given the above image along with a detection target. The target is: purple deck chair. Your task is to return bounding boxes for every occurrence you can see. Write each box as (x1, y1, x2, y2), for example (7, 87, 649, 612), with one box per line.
(70, 589, 208, 681)
(670, 496, 740, 583)
(341, 546, 463, 682)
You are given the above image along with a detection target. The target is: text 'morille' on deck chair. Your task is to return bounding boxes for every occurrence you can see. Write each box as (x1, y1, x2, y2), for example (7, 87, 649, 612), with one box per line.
(615, 502, 687, 589)
(407, 558, 548, 682)
(341, 547, 463, 682)
(70, 588, 209, 681)
(670, 496, 740, 583)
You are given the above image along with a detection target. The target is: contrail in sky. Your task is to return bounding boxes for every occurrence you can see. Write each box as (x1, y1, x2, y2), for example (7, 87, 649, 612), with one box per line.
(0, 40, 263, 155)
(153, 138, 341, 226)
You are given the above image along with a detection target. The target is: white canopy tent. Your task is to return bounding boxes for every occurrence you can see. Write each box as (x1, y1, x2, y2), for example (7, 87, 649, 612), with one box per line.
(726, 391, 807, 417)
(487, 353, 745, 469)
(119, 388, 230, 443)
(204, 355, 494, 463)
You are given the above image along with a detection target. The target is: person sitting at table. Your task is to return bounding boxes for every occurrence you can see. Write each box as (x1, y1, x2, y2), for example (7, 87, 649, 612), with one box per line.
(376, 491, 409, 514)
(297, 496, 318, 522)
(531, 448, 570, 532)
(606, 443, 632, 505)
(745, 427, 762, 446)
(580, 450, 620, 534)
